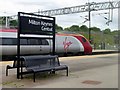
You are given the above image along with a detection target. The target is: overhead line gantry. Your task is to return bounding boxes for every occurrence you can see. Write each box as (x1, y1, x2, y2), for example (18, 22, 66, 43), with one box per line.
(34, 1, 120, 16)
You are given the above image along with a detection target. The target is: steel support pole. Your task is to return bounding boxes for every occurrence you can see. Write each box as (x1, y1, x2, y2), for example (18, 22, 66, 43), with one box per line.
(17, 12, 20, 79)
(88, 3, 91, 43)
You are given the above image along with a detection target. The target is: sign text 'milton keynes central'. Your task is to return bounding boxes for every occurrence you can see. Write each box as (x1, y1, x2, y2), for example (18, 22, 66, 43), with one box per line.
(20, 16, 54, 34)
(28, 19, 53, 32)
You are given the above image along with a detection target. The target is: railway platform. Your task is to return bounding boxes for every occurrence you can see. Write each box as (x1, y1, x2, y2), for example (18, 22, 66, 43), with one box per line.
(92, 50, 118, 55)
(0, 53, 118, 88)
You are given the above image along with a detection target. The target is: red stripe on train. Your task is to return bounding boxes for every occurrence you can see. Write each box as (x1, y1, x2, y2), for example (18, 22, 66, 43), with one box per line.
(0, 29, 17, 32)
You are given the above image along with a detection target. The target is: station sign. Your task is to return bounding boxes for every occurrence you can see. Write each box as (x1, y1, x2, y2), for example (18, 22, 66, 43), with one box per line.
(17, 12, 56, 79)
(20, 16, 54, 35)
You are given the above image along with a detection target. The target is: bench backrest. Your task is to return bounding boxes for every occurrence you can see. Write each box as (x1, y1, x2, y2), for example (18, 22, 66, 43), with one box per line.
(21, 55, 60, 69)
(13, 58, 25, 67)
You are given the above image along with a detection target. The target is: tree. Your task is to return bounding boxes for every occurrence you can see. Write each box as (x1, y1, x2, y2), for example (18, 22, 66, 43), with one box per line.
(69, 25, 80, 32)
(0, 17, 18, 28)
(79, 25, 88, 32)
(55, 24, 63, 32)
(64, 27, 70, 31)
(64, 25, 80, 32)
(9, 20, 18, 27)
(0, 17, 6, 25)
(103, 28, 111, 34)
(90, 27, 101, 32)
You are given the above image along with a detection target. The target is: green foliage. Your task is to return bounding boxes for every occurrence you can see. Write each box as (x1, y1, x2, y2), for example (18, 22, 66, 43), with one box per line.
(111, 30, 118, 35)
(64, 25, 80, 32)
(9, 20, 18, 26)
(0, 17, 6, 25)
(79, 25, 88, 32)
(103, 28, 111, 34)
(69, 25, 80, 31)
(90, 27, 101, 32)
(55, 24, 63, 32)
(0, 17, 18, 27)
(64, 27, 70, 31)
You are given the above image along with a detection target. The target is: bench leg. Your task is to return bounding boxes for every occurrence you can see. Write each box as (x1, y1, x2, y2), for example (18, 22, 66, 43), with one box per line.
(21, 67, 23, 79)
(51, 71, 55, 74)
(66, 68, 68, 76)
(6, 68, 8, 76)
(21, 73, 23, 79)
(33, 72, 35, 82)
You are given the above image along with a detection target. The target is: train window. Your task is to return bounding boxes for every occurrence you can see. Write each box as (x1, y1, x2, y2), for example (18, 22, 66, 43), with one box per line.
(82, 37, 86, 42)
(27, 39, 49, 45)
(41, 39, 49, 45)
(38, 39, 42, 45)
(20, 39, 27, 45)
(1, 37, 49, 45)
(12, 38, 17, 45)
(1, 38, 49, 45)
(0, 38, 2, 45)
(2, 38, 17, 45)
(28, 39, 39, 45)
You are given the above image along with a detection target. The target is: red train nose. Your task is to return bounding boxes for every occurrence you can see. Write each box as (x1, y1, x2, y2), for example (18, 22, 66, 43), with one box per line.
(84, 44, 92, 54)
(74, 35, 92, 54)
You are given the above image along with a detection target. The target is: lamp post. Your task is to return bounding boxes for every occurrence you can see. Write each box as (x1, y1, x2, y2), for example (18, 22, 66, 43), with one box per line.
(88, 2, 96, 43)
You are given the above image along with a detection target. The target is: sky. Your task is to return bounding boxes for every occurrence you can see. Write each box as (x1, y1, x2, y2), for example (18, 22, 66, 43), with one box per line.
(0, 0, 119, 31)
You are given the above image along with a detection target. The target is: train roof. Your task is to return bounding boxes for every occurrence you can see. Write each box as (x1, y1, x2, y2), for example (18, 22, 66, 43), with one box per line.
(56, 33, 84, 37)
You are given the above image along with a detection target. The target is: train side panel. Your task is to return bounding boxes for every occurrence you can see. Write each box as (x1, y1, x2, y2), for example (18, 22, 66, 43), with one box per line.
(0, 29, 92, 58)
(55, 35, 84, 54)
(1, 31, 51, 55)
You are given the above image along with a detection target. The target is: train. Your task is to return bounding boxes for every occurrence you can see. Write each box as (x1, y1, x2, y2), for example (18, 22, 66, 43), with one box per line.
(0, 29, 92, 60)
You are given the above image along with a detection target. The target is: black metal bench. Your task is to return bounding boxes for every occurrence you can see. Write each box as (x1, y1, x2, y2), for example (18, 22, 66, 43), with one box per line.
(6, 57, 25, 76)
(20, 55, 68, 82)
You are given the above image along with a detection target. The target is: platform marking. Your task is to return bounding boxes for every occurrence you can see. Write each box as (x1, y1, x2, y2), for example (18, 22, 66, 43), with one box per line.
(82, 80, 102, 85)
